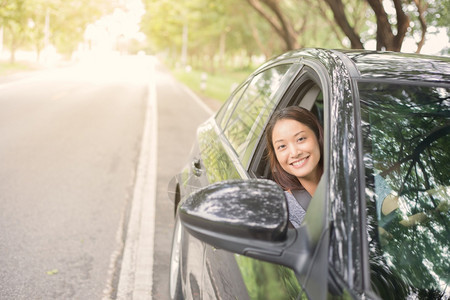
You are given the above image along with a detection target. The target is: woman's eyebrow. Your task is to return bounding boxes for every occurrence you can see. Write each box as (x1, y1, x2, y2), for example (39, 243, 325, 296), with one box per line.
(274, 131, 305, 144)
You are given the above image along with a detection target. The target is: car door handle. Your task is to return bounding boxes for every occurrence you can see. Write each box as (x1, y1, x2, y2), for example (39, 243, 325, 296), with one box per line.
(192, 158, 203, 177)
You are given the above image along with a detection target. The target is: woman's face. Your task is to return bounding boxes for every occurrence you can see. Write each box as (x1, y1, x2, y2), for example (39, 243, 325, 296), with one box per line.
(272, 118, 321, 182)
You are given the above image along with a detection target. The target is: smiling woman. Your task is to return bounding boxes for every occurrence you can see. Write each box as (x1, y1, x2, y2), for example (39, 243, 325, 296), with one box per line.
(265, 106, 324, 227)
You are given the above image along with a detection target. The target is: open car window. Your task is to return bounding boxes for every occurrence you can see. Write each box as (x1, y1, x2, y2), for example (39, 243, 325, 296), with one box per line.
(248, 72, 324, 180)
(360, 82, 450, 298)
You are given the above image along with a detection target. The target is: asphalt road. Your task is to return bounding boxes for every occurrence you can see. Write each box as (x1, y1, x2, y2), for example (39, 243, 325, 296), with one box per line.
(151, 60, 214, 300)
(0, 55, 216, 299)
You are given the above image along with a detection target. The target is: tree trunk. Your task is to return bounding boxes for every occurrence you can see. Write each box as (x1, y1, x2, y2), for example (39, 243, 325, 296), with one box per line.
(312, 0, 346, 47)
(366, 0, 410, 51)
(219, 32, 226, 70)
(413, 0, 428, 53)
(249, 20, 272, 59)
(10, 37, 17, 63)
(323, 0, 364, 49)
(392, 0, 409, 50)
(246, 0, 299, 50)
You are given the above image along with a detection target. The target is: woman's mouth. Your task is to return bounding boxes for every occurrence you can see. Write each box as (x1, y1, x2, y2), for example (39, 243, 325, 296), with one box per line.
(291, 156, 309, 168)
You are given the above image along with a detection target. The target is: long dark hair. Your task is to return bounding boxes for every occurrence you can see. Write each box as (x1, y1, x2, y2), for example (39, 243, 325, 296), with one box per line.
(265, 106, 324, 191)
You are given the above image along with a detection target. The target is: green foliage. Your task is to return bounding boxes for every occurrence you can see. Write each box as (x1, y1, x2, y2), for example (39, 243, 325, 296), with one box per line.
(235, 255, 303, 299)
(172, 66, 249, 103)
(1, 0, 447, 65)
(1, 0, 117, 60)
(140, 0, 447, 73)
(0, 60, 39, 76)
(47, 0, 117, 56)
(140, 0, 279, 72)
(0, 0, 30, 58)
(426, 0, 450, 28)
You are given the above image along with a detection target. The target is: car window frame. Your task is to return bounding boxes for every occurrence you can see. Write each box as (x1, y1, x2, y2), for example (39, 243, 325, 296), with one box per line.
(215, 80, 251, 130)
(247, 65, 326, 179)
(220, 64, 292, 130)
(238, 63, 303, 169)
(217, 63, 301, 169)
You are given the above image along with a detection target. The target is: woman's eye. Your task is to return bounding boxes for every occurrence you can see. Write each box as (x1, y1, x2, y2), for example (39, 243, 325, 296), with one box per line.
(277, 145, 285, 151)
(297, 137, 305, 142)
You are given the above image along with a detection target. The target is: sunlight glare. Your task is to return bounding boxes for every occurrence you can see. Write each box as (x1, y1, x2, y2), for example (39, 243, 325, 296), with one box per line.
(80, 0, 145, 57)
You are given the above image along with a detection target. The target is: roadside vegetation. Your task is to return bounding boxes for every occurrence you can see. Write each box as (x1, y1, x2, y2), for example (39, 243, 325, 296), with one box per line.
(141, 0, 449, 69)
(144, 0, 448, 102)
(0, 61, 39, 76)
(1, 0, 116, 63)
(1, 0, 448, 95)
(171, 65, 251, 103)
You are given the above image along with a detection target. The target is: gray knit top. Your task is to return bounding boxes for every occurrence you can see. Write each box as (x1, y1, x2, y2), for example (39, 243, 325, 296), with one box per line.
(284, 190, 311, 228)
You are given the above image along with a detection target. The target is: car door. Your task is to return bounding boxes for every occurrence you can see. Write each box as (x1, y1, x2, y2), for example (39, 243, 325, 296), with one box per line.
(244, 56, 361, 299)
(175, 83, 249, 300)
(244, 64, 331, 299)
(174, 81, 249, 206)
(200, 62, 303, 299)
(201, 61, 340, 299)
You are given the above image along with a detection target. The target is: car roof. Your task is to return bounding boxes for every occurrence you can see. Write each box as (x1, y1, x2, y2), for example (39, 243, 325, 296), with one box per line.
(268, 48, 450, 84)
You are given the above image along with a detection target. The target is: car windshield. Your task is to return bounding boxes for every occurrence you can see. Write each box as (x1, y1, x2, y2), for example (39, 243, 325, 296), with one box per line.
(360, 82, 449, 299)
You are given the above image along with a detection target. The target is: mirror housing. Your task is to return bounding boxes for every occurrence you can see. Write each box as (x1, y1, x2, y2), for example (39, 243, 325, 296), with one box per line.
(179, 179, 311, 272)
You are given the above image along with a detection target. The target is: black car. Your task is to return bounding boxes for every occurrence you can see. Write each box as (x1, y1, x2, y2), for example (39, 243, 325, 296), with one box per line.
(168, 48, 449, 300)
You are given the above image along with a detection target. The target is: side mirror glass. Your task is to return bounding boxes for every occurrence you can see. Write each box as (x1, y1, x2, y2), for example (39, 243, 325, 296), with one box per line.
(179, 178, 313, 275)
(179, 179, 289, 243)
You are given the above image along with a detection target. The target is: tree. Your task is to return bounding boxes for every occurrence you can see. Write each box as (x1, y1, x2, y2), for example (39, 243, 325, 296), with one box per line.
(1, 0, 31, 62)
(139, 0, 447, 72)
(246, 0, 447, 52)
(0, 0, 116, 61)
(246, 0, 300, 50)
(362, 0, 410, 51)
(140, 0, 186, 58)
(47, 0, 116, 57)
(245, 0, 364, 50)
(245, 0, 366, 51)
(141, 0, 346, 70)
(322, 0, 365, 49)
(140, 0, 273, 71)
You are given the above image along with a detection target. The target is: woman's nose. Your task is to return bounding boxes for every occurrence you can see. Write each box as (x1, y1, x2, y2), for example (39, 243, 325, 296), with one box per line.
(289, 145, 301, 157)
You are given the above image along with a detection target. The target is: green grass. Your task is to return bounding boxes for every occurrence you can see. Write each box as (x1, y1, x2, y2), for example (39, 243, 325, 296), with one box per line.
(0, 61, 38, 76)
(172, 67, 251, 103)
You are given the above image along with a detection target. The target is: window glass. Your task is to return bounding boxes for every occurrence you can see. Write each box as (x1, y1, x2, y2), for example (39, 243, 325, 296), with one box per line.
(224, 65, 292, 159)
(236, 255, 305, 299)
(216, 82, 249, 130)
(360, 82, 449, 298)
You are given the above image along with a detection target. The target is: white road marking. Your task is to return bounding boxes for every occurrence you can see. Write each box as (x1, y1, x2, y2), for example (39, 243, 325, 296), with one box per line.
(180, 84, 214, 116)
(112, 57, 158, 299)
(103, 56, 212, 299)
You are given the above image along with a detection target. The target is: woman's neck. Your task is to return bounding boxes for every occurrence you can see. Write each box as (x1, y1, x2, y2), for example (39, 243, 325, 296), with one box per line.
(298, 172, 321, 196)
(299, 180, 317, 196)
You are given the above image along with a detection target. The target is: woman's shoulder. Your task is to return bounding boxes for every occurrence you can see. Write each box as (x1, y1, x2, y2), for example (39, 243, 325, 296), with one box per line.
(284, 190, 306, 228)
(291, 189, 311, 211)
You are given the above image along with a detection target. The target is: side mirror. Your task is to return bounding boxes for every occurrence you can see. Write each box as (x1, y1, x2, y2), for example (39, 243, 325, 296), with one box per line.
(179, 179, 311, 271)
